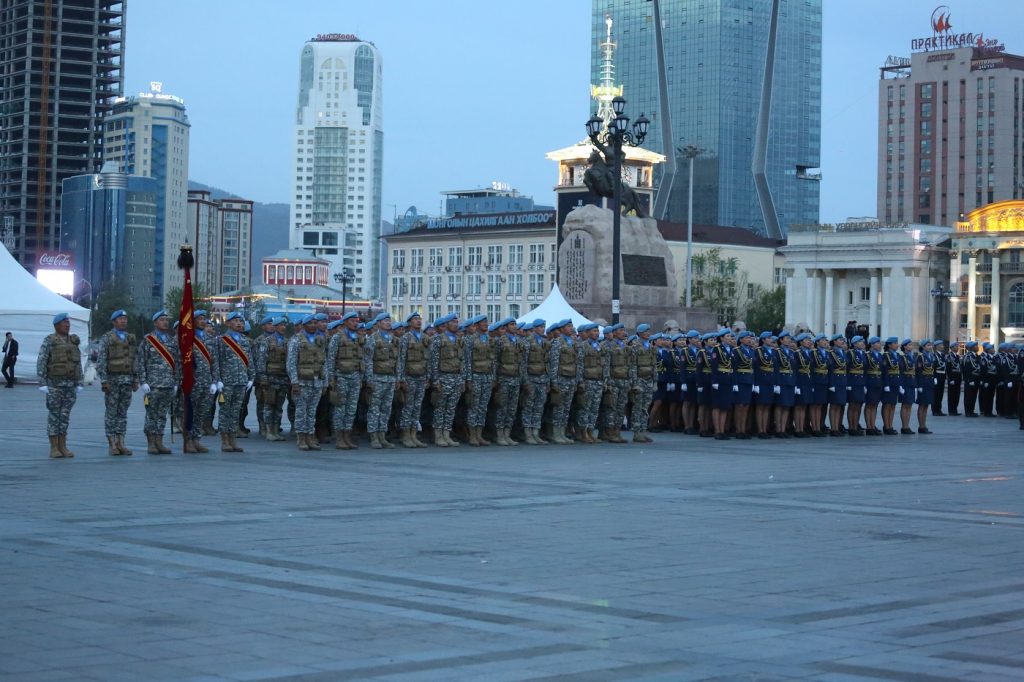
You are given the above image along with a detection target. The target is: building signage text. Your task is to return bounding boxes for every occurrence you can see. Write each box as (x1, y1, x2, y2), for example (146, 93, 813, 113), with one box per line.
(426, 211, 555, 231)
(911, 5, 1003, 54)
(38, 252, 73, 268)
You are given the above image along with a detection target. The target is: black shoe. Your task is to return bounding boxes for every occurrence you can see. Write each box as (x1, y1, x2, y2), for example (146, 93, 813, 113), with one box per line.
(700, 431, 713, 438)
(775, 432, 792, 439)
(849, 429, 865, 437)
(932, 411, 945, 416)
(736, 433, 751, 440)
(793, 432, 809, 438)
(685, 428, 699, 435)
(900, 428, 914, 434)
(918, 428, 932, 434)
(883, 428, 898, 435)
(830, 429, 845, 437)
(714, 433, 726, 440)
(758, 433, 771, 440)
(811, 430, 825, 438)
(965, 413, 978, 418)
(866, 428, 882, 436)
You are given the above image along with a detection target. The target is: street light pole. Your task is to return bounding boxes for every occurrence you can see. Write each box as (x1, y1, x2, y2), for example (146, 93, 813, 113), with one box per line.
(334, 268, 352, 316)
(679, 145, 700, 308)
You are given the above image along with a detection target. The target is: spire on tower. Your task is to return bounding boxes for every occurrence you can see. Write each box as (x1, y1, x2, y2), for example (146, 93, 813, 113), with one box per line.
(590, 14, 624, 132)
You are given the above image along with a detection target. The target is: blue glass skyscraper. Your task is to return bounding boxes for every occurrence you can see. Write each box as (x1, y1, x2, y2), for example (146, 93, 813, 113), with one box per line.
(592, 0, 821, 235)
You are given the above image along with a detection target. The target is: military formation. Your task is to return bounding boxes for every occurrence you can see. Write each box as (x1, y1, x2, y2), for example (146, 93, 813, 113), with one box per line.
(35, 309, 1024, 458)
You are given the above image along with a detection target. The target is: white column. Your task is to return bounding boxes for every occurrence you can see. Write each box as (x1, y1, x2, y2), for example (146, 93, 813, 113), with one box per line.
(902, 267, 914, 340)
(967, 252, 978, 341)
(869, 269, 880, 336)
(785, 270, 795, 328)
(823, 270, 834, 336)
(881, 268, 892, 336)
(806, 269, 817, 331)
(990, 250, 1001, 345)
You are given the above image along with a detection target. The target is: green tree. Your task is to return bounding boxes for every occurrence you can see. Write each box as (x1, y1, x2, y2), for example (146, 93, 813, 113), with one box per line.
(744, 285, 786, 334)
(681, 248, 752, 326)
(164, 282, 211, 321)
(91, 281, 136, 340)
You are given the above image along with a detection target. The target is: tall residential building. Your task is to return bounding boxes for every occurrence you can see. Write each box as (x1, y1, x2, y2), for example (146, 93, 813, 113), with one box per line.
(187, 190, 254, 293)
(290, 33, 383, 300)
(0, 0, 125, 270)
(60, 163, 161, 312)
(102, 83, 190, 304)
(877, 46, 1024, 226)
(591, 0, 821, 235)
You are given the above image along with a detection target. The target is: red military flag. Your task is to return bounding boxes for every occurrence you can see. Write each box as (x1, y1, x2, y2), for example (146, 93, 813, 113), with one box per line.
(177, 246, 196, 430)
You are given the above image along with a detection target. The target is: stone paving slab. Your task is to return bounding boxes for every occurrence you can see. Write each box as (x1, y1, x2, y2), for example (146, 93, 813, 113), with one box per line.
(1, 386, 1023, 680)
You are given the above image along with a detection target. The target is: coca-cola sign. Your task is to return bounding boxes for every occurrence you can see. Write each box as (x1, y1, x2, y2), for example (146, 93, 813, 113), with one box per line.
(38, 252, 73, 269)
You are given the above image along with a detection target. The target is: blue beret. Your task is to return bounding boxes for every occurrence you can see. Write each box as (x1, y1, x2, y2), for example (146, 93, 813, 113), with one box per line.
(701, 332, 716, 341)
(260, 315, 274, 325)
(339, 311, 358, 322)
(966, 341, 978, 349)
(110, 309, 127, 321)
(671, 333, 685, 341)
(737, 331, 753, 340)
(553, 318, 571, 330)
(901, 338, 913, 347)
(919, 339, 932, 347)
(457, 320, 469, 331)
(301, 314, 316, 324)
(533, 319, 545, 327)
(982, 342, 993, 350)
(868, 336, 881, 345)
(636, 323, 651, 333)
(759, 331, 772, 339)
(226, 312, 242, 322)
(151, 309, 169, 322)
(274, 316, 288, 325)
(777, 332, 791, 340)
(487, 320, 502, 332)
(830, 334, 844, 342)
(327, 320, 343, 330)
(686, 330, 700, 338)
(545, 322, 559, 333)
(53, 312, 70, 325)
(578, 323, 596, 332)
(405, 310, 421, 323)
(850, 335, 864, 344)
(392, 321, 408, 330)
(373, 312, 391, 323)
(628, 334, 638, 342)
(885, 336, 899, 344)
(812, 334, 827, 343)
(649, 332, 662, 340)
(519, 320, 534, 331)
(194, 309, 207, 319)
(313, 313, 328, 321)
(934, 339, 946, 347)
(794, 333, 809, 342)
(605, 323, 623, 333)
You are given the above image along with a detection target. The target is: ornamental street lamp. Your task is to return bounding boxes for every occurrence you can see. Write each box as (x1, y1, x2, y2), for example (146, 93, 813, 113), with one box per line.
(586, 96, 649, 324)
(333, 268, 353, 315)
(678, 144, 702, 308)
(930, 284, 953, 340)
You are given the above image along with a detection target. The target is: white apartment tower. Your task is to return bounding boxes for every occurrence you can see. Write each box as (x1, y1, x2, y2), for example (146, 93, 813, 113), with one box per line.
(103, 83, 191, 304)
(290, 34, 383, 300)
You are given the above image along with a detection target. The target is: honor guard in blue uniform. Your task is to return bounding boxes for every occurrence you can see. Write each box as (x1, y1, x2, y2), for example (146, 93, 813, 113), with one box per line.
(650, 333, 675, 432)
(696, 333, 716, 437)
(845, 335, 867, 436)
(669, 334, 687, 431)
(943, 341, 962, 415)
(681, 331, 701, 434)
(731, 331, 755, 439)
(793, 333, 814, 437)
(915, 339, 936, 434)
(826, 334, 849, 436)
(932, 340, 948, 416)
(863, 336, 884, 435)
(710, 329, 736, 440)
(962, 341, 981, 417)
(979, 342, 998, 416)
(898, 339, 917, 433)
(753, 332, 778, 438)
(809, 334, 831, 436)
(774, 332, 797, 437)
(880, 337, 902, 435)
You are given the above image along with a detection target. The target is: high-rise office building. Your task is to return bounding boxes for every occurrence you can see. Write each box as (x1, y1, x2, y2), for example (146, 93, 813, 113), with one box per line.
(290, 33, 383, 300)
(187, 190, 254, 293)
(60, 163, 161, 312)
(592, 0, 821, 235)
(877, 45, 1024, 225)
(0, 0, 125, 270)
(102, 83, 190, 305)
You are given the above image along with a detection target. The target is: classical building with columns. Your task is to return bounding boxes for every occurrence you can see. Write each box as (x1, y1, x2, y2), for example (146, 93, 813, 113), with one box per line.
(952, 200, 1024, 344)
(781, 221, 951, 340)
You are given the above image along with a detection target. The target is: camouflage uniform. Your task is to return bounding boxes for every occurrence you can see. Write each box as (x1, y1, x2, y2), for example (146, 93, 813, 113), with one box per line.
(398, 330, 430, 429)
(251, 331, 275, 433)
(190, 329, 218, 441)
(577, 338, 608, 432)
(547, 336, 583, 440)
(492, 334, 526, 431)
(215, 331, 254, 436)
(96, 329, 137, 438)
(463, 332, 496, 427)
(326, 328, 363, 433)
(605, 338, 635, 433)
(37, 332, 83, 436)
(136, 331, 181, 436)
(363, 329, 401, 434)
(287, 330, 327, 436)
(631, 338, 659, 433)
(521, 333, 550, 429)
(255, 330, 289, 436)
(429, 331, 466, 435)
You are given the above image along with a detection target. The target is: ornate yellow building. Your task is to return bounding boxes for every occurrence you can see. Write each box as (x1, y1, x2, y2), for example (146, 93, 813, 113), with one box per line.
(952, 200, 1024, 343)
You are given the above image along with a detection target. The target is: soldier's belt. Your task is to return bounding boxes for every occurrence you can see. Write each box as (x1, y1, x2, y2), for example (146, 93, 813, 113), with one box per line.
(780, 369, 793, 375)
(736, 369, 752, 374)
(718, 368, 733, 373)
(814, 369, 828, 375)
(866, 370, 881, 376)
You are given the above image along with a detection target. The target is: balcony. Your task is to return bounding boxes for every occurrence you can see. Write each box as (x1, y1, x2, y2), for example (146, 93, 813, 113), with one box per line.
(975, 294, 992, 304)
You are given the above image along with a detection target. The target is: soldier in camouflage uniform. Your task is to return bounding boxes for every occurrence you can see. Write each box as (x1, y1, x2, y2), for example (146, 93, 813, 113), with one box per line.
(214, 312, 255, 452)
(325, 312, 363, 450)
(546, 319, 582, 445)
(251, 315, 276, 438)
(603, 323, 634, 444)
(575, 323, 608, 443)
(363, 312, 401, 449)
(136, 309, 181, 455)
(462, 314, 496, 446)
(397, 311, 430, 448)
(491, 317, 525, 446)
(96, 309, 139, 456)
(630, 323, 657, 443)
(520, 319, 550, 444)
(428, 313, 466, 447)
(186, 310, 217, 453)
(257, 316, 290, 441)
(287, 315, 327, 451)
(37, 313, 84, 458)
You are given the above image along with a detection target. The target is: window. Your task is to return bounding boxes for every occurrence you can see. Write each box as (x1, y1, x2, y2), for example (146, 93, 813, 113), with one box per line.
(1008, 282, 1024, 327)
(487, 274, 502, 295)
(529, 243, 545, 265)
(508, 244, 523, 267)
(428, 247, 443, 268)
(509, 304, 520, 318)
(528, 273, 544, 295)
(860, 286, 871, 302)
(774, 267, 785, 285)
(747, 283, 755, 299)
(921, 102, 932, 118)
(448, 246, 462, 268)
(921, 83, 933, 99)
(410, 248, 424, 271)
(428, 275, 441, 298)
(303, 232, 318, 246)
(409, 276, 423, 298)
(921, 158, 932, 173)
(391, 249, 405, 270)
(467, 276, 482, 296)
(920, 139, 931, 155)
(448, 275, 462, 296)
(468, 246, 483, 267)
(427, 304, 441, 322)
(487, 245, 503, 266)
(391, 277, 403, 298)
(508, 273, 523, 296)
(487, 304, 501, 320)
(550, 243, 558, 265)
(466, 304, 481, 318)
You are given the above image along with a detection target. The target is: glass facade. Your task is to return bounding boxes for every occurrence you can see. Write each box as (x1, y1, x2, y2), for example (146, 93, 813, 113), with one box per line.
(592, 0, 821, 234)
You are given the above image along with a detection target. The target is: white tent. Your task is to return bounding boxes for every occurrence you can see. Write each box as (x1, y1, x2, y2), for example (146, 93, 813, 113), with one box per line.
(0, 243, 89, 378)
(516, 284, 593, 330)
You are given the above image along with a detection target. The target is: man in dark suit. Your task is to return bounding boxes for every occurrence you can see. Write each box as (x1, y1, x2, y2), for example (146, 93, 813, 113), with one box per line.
(2, 331, 17, 387)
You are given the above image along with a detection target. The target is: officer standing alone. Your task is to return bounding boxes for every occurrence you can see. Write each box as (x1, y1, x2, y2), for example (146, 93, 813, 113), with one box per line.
(37, 313, 84, 458)
(95, 309, 138, 456)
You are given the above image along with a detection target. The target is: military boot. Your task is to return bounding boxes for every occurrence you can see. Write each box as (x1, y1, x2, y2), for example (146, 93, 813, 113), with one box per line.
(476, 426, 492, 446)
(107, 436, 120, 456)
(192, 437, 209, 453)
(335, 431, 349, 450)
(146, 434, 159, 454)
(49, 435, 64, 458)
(445, 430, 461, 447)
(229, 434, 244, 453)
(344, 430, 358, 449)
(184, 438, 199, 454)
(369, 432, 383, 449)
(56, 435, 74, 458)
(116, 435, 133, 456)
(400, 428, 417, 448)
(221, 434, 232, 452)
(412, 430, 428, 448)
(154, 434, 171, 455)
(298, 433, 311, 451)
(494, 428, 510, 446)
(435, 430, 450, 447)
(506, 428, 520, 446)
(379, 431, 396, 449)
(307, 433, 322, 451)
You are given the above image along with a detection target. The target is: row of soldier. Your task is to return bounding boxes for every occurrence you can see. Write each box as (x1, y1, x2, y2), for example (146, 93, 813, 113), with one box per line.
(36, 308, 1024, 457)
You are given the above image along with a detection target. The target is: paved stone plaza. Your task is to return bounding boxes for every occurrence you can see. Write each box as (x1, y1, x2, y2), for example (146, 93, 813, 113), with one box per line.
(1, 386, 1022, 681)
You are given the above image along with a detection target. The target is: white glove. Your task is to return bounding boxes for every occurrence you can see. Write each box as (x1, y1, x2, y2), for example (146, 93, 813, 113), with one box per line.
(732, 385, 739, 393)
(934, 378, 938, 385)
(245, 380, 254, 391)
(39, 385, 48, 394)
(209, 383, 218, 395)
(828, 386, 836, 393)
(141, 383, 151, 394)
(983, 382, 989, 388)
(697, 387, 704, 393)
(217, 381, 224, 392)
(753, 385, 760, 394)
(898, 387, 905, 395)
(883, 386, 890, 393)
(712, 383, 719, 390)
(76, 385, 83, 393)
(795, 387, 802, 395)
(774, 385, 781, 395)
(681, 383, 687, 391)
(969, 381, 976, 387)
(1009, 382, 1014, 389)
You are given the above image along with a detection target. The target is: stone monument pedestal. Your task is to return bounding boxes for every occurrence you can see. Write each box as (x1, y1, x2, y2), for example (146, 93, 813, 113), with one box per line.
(558, 204, 718, 330)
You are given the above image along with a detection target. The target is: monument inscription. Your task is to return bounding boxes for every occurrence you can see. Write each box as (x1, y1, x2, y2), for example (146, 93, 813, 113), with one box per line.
(622, 254, 667, 287)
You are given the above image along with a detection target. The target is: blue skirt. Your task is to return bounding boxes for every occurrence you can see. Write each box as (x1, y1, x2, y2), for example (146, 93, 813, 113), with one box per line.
(865, 385, 882, 405)
(754, 383, 776, 405)
(699, 379, 713, 407)
(733, 383, 753, 406)
(828, 386, 848, 406)
(881, 385, 899, 405)
(777, 385, 796, 408)
(653, 381, 671, 401)
(899, 385, 916, 405)
(848, 384, 867, 404)
(684, 378, 700, 403)
(811, 384, 829, 406)
(916, 383, 935, 405)
(712, 384, 734, 410)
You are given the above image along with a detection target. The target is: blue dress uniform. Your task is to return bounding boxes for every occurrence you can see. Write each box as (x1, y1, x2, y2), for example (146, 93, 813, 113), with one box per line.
(794, 335, 813, 409)
(881, 340, 901, 407)
(732, 332, 755, 407)
(898, 340, 917, 406)
(654, 340, 675, 402)
(683, 332, 701, 407)
(827, 336, 848, 407)
(775, 338, 796, 409)
(753, 340, 778, 407)
(671, 336, 687, 405)
(864, 339, 884, 409)
(709, 338, 735, 412)
(846, 340, 868, 405)
(697, 335, 714, 410)
(961, 342, 981, 416)
(810, 336, 830, 406)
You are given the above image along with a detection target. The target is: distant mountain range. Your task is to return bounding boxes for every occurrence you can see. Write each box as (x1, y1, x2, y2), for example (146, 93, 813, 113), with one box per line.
(188, 181, 289, 276)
